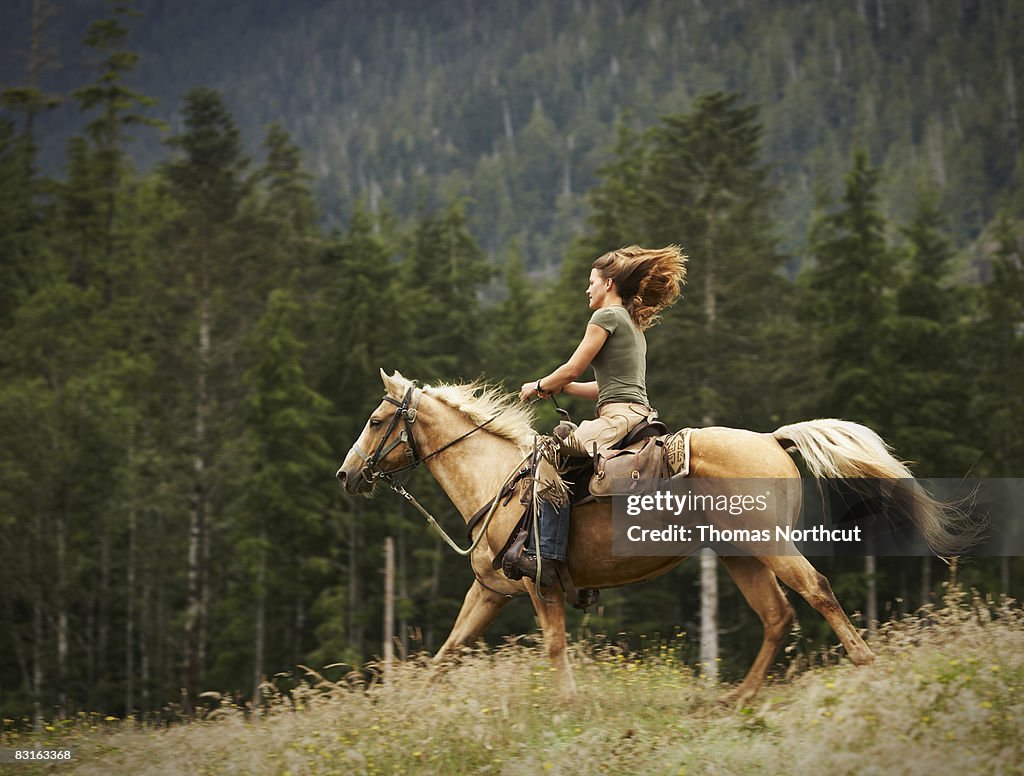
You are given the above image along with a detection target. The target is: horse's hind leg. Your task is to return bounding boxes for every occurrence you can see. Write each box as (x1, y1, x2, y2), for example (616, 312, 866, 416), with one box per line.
(720, 556, 795, 705)
(525, 581, 577, 701)
(763, 554, 876, 666)
(433, 581, 512, 664)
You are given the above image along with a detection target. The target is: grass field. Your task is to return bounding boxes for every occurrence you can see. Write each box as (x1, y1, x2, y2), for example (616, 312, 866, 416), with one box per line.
(4, 591, 1022, 775)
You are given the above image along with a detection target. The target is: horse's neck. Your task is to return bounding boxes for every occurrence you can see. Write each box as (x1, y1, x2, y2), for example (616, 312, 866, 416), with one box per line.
(418, 402, 527, 520)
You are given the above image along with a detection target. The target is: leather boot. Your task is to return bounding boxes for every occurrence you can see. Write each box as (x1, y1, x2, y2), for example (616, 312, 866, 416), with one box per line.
(511, 553, 558, 588)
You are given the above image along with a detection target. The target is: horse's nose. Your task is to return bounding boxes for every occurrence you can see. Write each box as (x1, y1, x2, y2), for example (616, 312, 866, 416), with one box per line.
(336, 468, 347, 485)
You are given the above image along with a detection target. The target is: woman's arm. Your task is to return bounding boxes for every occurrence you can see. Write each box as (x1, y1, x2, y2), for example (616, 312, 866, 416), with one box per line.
(519, 323, 609, 401)
(560, 381, 599, 401)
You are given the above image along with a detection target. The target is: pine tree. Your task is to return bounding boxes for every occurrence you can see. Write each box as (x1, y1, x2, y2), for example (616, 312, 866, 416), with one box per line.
(401, 200, 492, 381)
(481, 242, 544, 388)
(0, 120, 42, 324)
(252, 123, 319, 296)
(215, 289, 333, 700)
(71, 0, 161, 281)
(0, 0, 62, 153)
(805, 150, 894, 429)
(161, 87, 250, 702)
(887, 196, 978, 476)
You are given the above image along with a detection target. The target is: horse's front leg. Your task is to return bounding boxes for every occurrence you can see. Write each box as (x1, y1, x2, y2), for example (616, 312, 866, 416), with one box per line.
(525, 580, 578, 701)
(433, 580, 512, 664)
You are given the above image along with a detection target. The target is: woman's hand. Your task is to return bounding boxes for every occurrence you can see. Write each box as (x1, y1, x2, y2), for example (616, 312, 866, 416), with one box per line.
(519, 381, 545, 402)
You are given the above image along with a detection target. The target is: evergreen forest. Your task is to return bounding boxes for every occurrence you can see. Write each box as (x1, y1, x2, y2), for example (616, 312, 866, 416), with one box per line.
(1, 0, 1022, 724)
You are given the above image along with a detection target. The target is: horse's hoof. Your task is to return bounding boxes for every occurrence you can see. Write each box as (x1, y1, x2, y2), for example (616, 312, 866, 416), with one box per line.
(850, 648, 877, 667)
(719, 686, 755, 708)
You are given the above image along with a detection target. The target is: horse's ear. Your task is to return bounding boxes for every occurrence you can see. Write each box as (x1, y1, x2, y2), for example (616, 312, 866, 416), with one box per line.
(379, 368, 404, 397)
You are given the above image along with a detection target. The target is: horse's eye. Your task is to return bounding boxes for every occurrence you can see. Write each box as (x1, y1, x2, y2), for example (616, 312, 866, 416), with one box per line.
(369, 418, 382, 427)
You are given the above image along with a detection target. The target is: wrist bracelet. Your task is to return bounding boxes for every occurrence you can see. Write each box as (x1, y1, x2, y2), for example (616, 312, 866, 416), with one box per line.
(536, 380, 544, 394)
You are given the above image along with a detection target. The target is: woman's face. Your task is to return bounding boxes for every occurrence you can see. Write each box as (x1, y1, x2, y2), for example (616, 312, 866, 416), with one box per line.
(587, 268, 611, 309)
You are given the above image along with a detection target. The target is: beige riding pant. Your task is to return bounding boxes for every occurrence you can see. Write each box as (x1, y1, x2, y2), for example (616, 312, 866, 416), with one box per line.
(561, 402, 658, 458)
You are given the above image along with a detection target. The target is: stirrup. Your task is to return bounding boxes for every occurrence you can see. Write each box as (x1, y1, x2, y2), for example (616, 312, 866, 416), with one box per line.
(500, 528, 529, 580)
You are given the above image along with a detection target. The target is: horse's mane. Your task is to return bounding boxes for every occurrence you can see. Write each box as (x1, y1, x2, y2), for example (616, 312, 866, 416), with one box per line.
(393, 374, 537, 450)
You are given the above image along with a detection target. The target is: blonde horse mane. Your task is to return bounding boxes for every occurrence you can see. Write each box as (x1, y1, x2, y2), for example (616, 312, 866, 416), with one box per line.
(387, 372, 537, 451)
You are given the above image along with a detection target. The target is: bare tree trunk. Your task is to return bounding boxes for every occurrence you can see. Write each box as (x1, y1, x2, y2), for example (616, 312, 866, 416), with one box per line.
(898, 560, 908, 619)
(1008, 63, 1020, 169)
(699, 216, 719, 680)
(56, 507, 67, 717)
(347, 502, 362, 656)
(125, 498, 137, 718)
(184, 490, 204, 703)
(424, 537, 443, 652)
(383, 537, 395, 675)
(699, 551, 719, 678)
(252, 528, 266, 707)
(562, 134, 574, 196)
(397, 526, 409, 657)
(865, 554, 878, 639)
(97, 523, 111, 703)
(33, 597, 44, 730)
(141, 551, 152, 715)
(24, 0, 58, 147)
(200, 487, 210, 683)
(292, 599, 305, 669)
(185, 295, 211, 702)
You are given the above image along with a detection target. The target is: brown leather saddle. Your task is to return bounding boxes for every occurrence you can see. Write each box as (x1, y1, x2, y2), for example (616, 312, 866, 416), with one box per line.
(566, 417, 671, 505)
(467, 418, 672, 608)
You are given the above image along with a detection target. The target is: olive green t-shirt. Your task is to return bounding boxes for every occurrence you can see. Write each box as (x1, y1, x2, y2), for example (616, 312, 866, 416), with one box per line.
(589, 306, 649, 406)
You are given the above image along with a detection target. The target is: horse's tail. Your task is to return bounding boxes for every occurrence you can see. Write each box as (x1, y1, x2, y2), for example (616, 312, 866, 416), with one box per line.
(772, 419, 980, 557)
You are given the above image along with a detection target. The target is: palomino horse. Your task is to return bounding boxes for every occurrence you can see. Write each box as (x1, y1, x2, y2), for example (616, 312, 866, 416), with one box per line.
(336, 370, 966, 702)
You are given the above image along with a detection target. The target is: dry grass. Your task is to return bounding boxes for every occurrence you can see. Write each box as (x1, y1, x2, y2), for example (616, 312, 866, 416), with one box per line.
(4, 591, 1022, 775)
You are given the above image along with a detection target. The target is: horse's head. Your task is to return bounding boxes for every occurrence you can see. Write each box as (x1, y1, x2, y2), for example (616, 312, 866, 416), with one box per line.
(336, 369, 420, 495)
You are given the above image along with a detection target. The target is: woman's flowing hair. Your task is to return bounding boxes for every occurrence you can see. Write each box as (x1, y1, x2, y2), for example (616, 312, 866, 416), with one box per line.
(592, 245, 687, 330)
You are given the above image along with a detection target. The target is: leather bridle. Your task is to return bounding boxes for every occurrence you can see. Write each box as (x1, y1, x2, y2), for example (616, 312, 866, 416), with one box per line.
(351, 383, 499, 490)
(351, 384, 423, 485)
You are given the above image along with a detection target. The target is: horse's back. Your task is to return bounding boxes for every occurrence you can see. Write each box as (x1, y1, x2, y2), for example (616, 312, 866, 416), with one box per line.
(689, 426, 798, 480)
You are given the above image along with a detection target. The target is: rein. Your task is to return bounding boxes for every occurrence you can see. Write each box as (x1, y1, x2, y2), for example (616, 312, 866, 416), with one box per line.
(389, 453, 531, 556)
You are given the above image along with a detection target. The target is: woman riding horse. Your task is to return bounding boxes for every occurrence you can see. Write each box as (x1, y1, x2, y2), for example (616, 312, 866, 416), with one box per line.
(514, 245, 687, 585)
